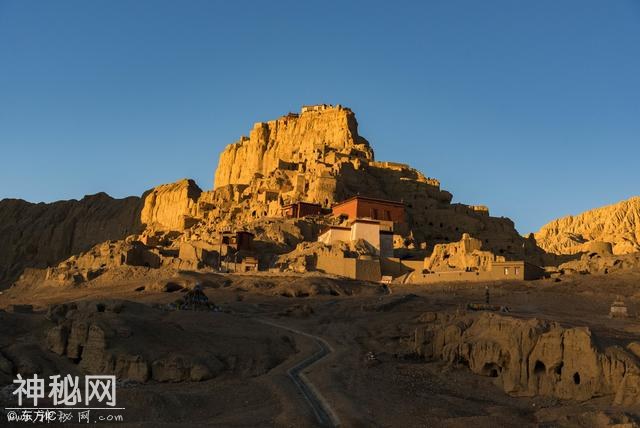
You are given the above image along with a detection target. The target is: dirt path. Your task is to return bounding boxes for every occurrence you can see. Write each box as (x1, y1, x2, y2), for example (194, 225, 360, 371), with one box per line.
(258, 319, 341, 427)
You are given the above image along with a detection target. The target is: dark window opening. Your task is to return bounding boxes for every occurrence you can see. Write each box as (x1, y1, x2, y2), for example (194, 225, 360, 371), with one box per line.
(456, 355, 469, 367)
(534, 360, 546, 375)
(573, 372, 581, 385)
(554, 362, 563, 376)
(71, 345, 84, 364)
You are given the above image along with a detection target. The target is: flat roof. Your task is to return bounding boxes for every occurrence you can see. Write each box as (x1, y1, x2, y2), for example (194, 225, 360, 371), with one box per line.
(282, 201, 322, 208)
(332, 195, 404, 208)
(350, 218, 381, 225)
(322, 225, 351, 230)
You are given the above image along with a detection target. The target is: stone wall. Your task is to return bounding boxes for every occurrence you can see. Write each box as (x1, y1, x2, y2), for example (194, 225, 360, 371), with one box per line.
(316, 254, 381, 282)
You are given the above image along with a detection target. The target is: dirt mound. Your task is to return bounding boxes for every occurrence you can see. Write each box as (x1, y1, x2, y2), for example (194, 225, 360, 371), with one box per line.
(146, 271, 230, 292)
(228, 275, 384, 298)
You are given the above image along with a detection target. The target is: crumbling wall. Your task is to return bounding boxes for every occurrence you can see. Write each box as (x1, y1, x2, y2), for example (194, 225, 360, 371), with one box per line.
(424, 233, 502, 272)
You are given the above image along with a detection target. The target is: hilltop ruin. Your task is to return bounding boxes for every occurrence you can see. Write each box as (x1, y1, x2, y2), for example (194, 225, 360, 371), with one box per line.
(3, 104, 551, 287)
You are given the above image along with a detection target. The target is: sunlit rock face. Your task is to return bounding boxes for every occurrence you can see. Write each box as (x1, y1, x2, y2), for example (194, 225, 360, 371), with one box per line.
(535, 196, 640, 255)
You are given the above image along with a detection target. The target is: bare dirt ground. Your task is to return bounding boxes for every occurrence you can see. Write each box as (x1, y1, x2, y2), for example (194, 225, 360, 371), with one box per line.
(1, 269, 640, 427)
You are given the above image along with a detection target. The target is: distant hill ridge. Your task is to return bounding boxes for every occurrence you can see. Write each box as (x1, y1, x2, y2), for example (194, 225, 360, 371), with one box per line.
(534, 196, 640, 255)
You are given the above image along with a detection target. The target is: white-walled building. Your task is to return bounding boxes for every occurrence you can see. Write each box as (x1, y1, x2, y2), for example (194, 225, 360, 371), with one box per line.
(318, 219, 393, 258)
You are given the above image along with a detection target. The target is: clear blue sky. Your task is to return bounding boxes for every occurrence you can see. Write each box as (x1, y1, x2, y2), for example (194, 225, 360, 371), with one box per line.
(1, 1, 639, 234)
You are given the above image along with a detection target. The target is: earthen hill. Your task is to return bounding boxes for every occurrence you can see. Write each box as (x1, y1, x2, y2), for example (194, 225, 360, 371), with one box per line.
(1, 104, 551, 288)
(6, 104, 639, 287)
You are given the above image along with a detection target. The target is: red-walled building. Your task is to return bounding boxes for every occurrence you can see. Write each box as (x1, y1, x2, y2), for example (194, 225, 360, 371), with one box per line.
(331, 196, 405, 224)
(281, 201, 323, 219)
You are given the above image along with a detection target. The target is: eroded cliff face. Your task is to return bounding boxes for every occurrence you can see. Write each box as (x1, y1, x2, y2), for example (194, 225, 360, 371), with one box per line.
(535, 197, 640, 255)
(0, 193, 145, 287)
(140, 179, 203, 231)
(214, 105, 373, 189)
(414, 312, 640, 405)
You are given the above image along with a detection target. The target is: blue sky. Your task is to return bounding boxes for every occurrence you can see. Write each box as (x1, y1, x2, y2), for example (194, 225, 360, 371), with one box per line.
(1, 0, 638, 233)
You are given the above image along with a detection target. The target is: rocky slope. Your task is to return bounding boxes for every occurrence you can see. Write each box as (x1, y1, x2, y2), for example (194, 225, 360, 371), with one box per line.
(0, 299, 296, 385)
(0, 193, 145, 287)
(535, 196, 640, 255)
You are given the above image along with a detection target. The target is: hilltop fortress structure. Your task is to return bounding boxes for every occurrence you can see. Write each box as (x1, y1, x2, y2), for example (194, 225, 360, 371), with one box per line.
(145, 104, 545, 281)
(209, 105, 532, 250)
(1, 104, 547, 287)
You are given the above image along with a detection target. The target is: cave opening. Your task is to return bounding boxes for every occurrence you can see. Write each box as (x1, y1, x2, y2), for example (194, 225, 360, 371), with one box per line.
(71, 345, 84, 364)
(573, 372, 581, 385)
(554, 362, 563, 376)
(534, 360, 546, 375)
(482, 362, 501, 378)
(456, 355, 469, 368)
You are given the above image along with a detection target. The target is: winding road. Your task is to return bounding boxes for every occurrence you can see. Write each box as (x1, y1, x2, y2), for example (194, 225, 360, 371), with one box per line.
(258, 319, 340, 427)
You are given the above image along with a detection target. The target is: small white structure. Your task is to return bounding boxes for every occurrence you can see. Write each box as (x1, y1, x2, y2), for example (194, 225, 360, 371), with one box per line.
(610, 297, 629, 318)
(318, 219, 394, 258)
(301, 104, 333, 113)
